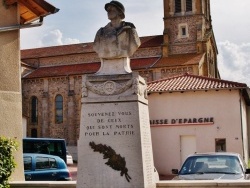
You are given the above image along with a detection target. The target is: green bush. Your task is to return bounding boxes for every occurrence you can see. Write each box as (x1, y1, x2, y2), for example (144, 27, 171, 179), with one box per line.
(0, 137, 18, 188)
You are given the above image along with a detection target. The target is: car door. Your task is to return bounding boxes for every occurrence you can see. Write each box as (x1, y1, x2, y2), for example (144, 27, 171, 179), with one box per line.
(32, 156, 58, 180)
(24, 156, 33, 181)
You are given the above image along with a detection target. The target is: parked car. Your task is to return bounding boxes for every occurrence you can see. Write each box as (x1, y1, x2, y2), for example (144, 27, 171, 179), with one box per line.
(172, 152, 250, 180)
(23, 153, 72, 181)
(66, 151, 74, 165)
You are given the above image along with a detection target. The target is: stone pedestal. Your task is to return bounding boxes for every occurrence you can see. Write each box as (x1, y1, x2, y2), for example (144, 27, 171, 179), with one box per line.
(96, 57, 132, 75)
(77, 73, 156, 188)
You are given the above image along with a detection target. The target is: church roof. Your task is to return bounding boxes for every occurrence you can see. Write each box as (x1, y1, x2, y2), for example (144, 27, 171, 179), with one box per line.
(153, 53, 204, 68)
(22, 57, 159, 78)
(21, 34, 205, 81)
(21, 35, 163, 59)
(22, 54, 204, 79)
(23, 63, 100, 78)
(147, 73, 248, 93)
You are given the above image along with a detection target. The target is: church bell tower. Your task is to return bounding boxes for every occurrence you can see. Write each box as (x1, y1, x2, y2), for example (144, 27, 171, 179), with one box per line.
(162, 0, 219, 78)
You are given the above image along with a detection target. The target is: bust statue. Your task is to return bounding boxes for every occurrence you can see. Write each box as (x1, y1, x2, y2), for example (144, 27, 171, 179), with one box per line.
(93, 1, 141, 75)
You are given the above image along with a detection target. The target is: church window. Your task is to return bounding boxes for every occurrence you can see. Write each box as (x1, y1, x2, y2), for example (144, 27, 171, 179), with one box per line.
(178, 23, 189, 38)
(182, 27, 186, 36)
(186, 0, 192, 12)
(175, 0, 181, 13)
(55, 95, 63, 124)
(31, 96, 38, 124)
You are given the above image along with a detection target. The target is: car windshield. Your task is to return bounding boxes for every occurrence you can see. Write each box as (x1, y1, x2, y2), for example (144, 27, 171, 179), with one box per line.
(179, 155, 243, 175)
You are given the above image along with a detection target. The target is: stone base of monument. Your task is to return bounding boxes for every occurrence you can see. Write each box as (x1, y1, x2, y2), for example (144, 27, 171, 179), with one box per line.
(77, 73, 156, 188)
(96, 57, 132, 75)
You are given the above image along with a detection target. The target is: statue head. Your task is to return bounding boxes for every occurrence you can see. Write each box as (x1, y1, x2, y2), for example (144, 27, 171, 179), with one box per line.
(105, 1, 125, 19)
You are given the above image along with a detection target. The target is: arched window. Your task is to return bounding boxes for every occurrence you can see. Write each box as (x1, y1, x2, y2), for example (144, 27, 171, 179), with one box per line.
(31, 96, 38, 124)
(186, 0, 192, 12)
(175, 0, 181, 13)
(55, 95, 63, 123)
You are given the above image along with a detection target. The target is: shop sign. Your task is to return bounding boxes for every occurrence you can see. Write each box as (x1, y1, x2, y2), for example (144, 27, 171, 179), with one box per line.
(150, 117, 214, 125)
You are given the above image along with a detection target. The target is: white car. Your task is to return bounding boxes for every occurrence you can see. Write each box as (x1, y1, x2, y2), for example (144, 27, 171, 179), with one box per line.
(172, 152, 250, 180)
(66, 151, 74, 165)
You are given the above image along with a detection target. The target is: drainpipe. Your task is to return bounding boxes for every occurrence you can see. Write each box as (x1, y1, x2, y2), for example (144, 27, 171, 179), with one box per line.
(0, 16, 43, 33)
(239, 89, 245, 160)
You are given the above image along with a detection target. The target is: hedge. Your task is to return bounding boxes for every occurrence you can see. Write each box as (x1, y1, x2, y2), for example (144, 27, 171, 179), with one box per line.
(0, 137, 18, 188)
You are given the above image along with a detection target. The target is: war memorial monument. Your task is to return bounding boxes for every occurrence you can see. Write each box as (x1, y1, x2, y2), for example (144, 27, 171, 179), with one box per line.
(77, 1, 156, 187)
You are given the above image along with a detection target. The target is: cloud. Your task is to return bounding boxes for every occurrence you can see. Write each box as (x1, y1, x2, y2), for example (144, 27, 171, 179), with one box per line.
(20, 28, 80, 49)
(217, 41, 250, 86)
(40, 29, 80, 47)
(40, 29, 63, 46)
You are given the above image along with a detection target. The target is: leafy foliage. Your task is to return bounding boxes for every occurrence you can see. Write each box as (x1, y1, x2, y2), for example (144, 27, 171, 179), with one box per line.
(89, 141, 131, 182)
(0, 137, 18, 188)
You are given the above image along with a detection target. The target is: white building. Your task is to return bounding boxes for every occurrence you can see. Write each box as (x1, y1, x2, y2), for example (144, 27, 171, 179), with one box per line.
(148, 73, 250, 176)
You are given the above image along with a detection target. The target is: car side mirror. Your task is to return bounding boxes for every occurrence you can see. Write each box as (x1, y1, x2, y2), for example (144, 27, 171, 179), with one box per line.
(172, 169, 179, 174)
(245, 168, 250, 174)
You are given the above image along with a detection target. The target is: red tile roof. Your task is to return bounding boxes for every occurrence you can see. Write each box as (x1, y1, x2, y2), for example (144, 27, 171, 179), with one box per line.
(139, 35, 163, 48)
(147, 73, 247, 92)
(23, 57, 163, 79)
(21, 42, 94, 59)
(23, 54, 206, 79)
(21, 35, 163, 59)
(131, 57, 161, 70)
(153, 53, 204, 68)
(24, 63, 101, 79)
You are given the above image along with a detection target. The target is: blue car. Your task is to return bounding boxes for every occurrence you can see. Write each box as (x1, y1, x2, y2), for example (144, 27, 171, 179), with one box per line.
(23, 153, 72, 181)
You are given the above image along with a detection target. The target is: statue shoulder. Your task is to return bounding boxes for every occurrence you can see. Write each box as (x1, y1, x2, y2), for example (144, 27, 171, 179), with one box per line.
(123, 22, 136, 29)
(96, 27, 104, 35)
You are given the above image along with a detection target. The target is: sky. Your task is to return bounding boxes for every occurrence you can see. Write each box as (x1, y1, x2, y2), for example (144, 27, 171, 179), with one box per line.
(20, 0, 250, 87)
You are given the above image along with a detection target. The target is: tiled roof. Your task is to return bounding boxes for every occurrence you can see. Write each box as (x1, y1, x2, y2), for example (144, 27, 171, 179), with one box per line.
(24, 63, 100, 79)
(153, 53, 204, 68)
(21, 35, 163, 59)
(23, 57, 162, 79)
(147, 73, 248, 93)
(21, 42, 94, 59)
(131, 57, 161, 70)
(23, 53, 206, 79)
(139, 35, 163, 48)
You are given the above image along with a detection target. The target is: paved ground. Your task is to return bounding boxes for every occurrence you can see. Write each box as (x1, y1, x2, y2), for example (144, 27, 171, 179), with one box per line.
(68, 163, 175, 181)
(68, 163, 77, 181)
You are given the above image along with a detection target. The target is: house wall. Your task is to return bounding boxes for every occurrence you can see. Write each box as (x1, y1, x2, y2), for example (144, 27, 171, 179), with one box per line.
(148, 89, 246, 176)
(0, 3, 24, 180)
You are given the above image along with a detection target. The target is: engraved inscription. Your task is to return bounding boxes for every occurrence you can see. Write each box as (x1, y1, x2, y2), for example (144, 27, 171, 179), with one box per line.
(141, 107, 154, 185)
(84, 111, 135, 137)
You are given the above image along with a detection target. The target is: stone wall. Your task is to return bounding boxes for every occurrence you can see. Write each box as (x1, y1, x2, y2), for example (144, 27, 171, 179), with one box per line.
(22, 76, 82, 146)
(10, 181, 250, 188)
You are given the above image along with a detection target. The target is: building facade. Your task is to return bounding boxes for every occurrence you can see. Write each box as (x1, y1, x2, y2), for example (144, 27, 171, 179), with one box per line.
(1, 0, 58, 181)
(147, 73, 250, 175)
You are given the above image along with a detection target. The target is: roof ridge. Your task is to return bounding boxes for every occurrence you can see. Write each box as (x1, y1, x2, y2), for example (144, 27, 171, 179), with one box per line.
(147, 73, 248, 93)
(148, 73, 247, 87)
